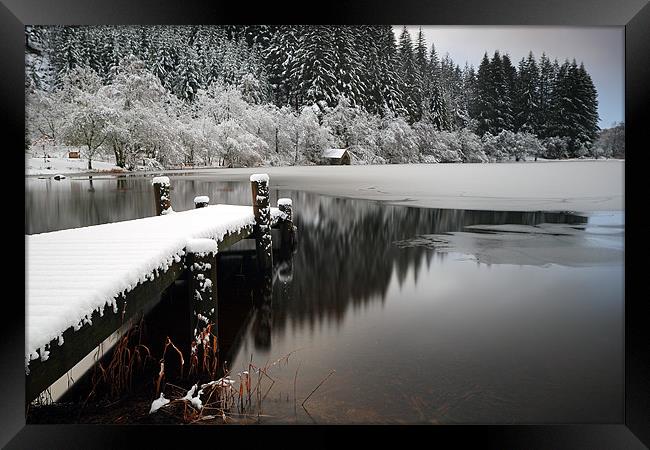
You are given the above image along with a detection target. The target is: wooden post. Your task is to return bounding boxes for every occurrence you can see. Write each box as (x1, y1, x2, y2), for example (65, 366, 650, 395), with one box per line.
(253, 272, 273, 350)
(194, 195, 209, 209)
(186, 239, 218, 356)
(250, 174, 273, 273)
(152, 176, 172, 216)
(277, 198, 296, 255)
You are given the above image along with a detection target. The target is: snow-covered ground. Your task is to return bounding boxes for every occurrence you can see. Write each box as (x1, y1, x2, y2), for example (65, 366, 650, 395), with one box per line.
(26, 147, 124, 176)
(169, 160, 624, 213)
(524, 157, 625, 163)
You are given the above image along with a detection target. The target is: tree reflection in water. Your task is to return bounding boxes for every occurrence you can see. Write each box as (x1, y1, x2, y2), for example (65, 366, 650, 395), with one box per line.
(218, 186, 588, 358)
(26, 174, 588, 355)
(27, 175, 620, 424)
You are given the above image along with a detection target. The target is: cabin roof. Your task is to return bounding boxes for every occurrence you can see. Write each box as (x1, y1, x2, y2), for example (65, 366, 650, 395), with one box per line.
(322, 148, 348, 159)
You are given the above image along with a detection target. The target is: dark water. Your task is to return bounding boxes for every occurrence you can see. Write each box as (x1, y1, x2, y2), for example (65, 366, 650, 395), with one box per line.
(25, 174, 624, 424)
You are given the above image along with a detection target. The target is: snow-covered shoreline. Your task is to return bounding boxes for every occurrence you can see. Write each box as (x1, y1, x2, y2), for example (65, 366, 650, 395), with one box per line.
(26, 154, 125, 176)
(159, 160, 624, 213)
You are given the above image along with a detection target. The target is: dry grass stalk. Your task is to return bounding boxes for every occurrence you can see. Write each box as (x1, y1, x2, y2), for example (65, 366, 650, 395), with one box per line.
(83, 317, 155, 407)
(301, 370, 336, 407)
(68, 311, 305, 425)
(150, 349, 302, 424)
(293, 361, 301, 415)
(188, 322, 218, 380)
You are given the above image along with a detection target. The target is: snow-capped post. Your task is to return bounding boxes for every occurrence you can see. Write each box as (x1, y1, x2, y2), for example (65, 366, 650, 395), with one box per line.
(152, 176, 172, 216)
(250, 173, 273, 273)
(186, 239, 218, 355)
(277, 198, 296, 255)
(194, 195, 209, 209)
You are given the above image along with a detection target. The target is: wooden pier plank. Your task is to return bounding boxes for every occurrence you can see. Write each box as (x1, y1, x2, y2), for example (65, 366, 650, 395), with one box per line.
(26, 172, 294, 404)
(25, 211, 289, 403)
(26, 259, 185, 403)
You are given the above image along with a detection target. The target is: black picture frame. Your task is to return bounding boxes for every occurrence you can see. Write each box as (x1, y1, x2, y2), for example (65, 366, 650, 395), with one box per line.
(2, 0, 647, 447)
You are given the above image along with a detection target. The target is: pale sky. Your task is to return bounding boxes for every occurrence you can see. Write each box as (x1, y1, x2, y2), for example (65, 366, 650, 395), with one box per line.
(394, 26, 624, 129)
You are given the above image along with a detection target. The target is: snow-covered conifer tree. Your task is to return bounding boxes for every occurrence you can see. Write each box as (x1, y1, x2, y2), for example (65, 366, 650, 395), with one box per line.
(397, 27, 420, 123)
(514, 52, 540, 133)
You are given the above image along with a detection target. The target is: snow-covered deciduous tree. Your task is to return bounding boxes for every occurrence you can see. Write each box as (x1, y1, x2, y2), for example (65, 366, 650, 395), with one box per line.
(196, 82, 248, 124)
(59, 65, 103, 100)
(322, 96, 381, 163)
(457, 128, 488, 163)
(62, 90, 113, 169)
(102, 107, 132, 168)
(414, 125, 486, 163)
(508, 132, 541, 162)
(591, 122, 624, 159)
(50, 65, 114, 169)
(106, 55, 168, 108)
(99, 56, 173, 167)
(413, 121, 438, 162)
(246, 103, 281, 159)
(377, 112, 417, 163)
(296, 106, 334, 164)
(213, 120, 268, 167)
(429, 131, 463, 163)
(26, 89, 67, 145)
(482, 131, 510, 162)
(176, 110, 202, 166)
(482, 130, 543, 162)
(542, 136, 569, 160)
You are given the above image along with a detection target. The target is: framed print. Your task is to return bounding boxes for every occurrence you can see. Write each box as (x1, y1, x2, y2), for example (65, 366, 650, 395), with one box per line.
(2, 0, 648, 447)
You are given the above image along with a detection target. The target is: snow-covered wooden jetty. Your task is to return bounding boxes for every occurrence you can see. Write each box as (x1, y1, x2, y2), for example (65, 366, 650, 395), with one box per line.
(25, 174, 296, 403)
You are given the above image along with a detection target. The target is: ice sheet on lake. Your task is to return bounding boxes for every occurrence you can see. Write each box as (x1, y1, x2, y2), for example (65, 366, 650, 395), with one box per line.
(181, 161, 624, 212)
(393, 214, 623, 267)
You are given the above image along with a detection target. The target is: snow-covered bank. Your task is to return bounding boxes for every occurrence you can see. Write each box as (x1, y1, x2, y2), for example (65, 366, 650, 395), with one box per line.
(26, 155, 124, 176)
(170, 160, 624, 212)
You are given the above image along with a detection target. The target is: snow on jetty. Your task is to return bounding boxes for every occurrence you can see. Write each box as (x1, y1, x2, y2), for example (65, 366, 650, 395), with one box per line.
(25, 204, 282, 372)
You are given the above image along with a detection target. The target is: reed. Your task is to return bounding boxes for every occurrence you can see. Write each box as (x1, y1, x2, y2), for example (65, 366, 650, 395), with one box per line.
(65, 317, 317, 424)
(83, 317, 155, 406)
(149, 349, 305, 424)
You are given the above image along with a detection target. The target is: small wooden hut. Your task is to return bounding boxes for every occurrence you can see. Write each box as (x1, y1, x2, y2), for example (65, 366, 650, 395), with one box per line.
(321, 148, 351, 165)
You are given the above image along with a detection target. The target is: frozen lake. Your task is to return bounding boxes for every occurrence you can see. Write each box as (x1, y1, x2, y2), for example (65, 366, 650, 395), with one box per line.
(154, 160, 624, 212)
(25, 163, 624, 424)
